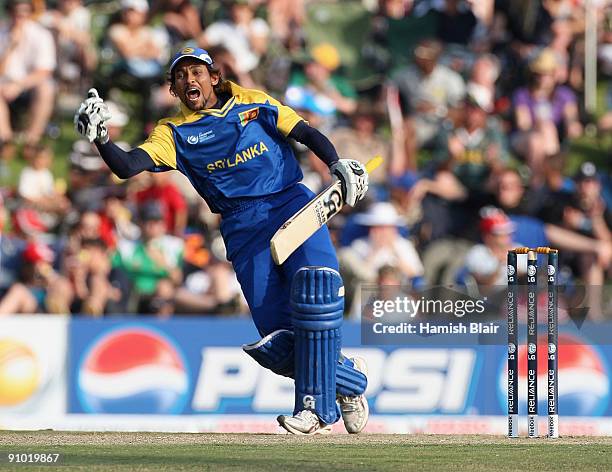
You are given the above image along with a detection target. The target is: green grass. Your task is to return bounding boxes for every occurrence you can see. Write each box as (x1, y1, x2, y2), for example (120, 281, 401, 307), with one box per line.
(1, 432, 612, 471)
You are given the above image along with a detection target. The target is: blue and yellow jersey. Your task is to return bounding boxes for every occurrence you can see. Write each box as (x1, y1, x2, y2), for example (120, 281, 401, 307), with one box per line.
(139, 82, 304, 214)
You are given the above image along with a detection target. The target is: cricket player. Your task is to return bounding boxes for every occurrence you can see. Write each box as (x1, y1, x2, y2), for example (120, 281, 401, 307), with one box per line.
(74, 47, 370, 435)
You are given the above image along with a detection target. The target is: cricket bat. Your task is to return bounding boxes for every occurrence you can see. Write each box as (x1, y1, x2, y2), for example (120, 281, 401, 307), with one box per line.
(270, 156, 383, 265)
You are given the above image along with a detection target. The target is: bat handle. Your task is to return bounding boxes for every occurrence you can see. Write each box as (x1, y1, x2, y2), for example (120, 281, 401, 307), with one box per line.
(87, 88, 100, 99)
(366, 155, 383, 173)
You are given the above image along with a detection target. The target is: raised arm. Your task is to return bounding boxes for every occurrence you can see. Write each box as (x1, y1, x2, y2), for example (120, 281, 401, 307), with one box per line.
(74, 89, 162, 178)
(289, 120, 368, 207)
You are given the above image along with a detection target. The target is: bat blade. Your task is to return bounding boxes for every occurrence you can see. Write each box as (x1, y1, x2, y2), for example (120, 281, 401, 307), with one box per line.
(270, 156, 383, 265)
(270, 180, 343, 265)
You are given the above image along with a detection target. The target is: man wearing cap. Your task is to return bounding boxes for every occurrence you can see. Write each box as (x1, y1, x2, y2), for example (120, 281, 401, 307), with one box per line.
(339, 202, 424, 287)
(74, 47, 371, 435)
(463, 206, 519, 287)
(563, 163, 612, 240)
(434, 82, 508, 191)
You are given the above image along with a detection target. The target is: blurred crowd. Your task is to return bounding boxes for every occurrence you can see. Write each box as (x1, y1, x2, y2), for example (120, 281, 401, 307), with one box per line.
(0, 0, 610, 318)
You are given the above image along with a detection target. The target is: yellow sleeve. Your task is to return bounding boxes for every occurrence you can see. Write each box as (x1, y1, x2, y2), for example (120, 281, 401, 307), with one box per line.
(238, 86, 304, 136)
(267, 95, 304, 136)
(138, 122, 177, 169)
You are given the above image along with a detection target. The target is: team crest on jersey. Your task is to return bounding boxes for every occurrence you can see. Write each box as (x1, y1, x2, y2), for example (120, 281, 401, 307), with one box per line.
(238, 107, 259, 126)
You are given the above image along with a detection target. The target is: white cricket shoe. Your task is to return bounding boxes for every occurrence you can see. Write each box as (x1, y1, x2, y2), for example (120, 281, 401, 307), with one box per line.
(338, 356, 369, 434)
(277, 410, 332, 435)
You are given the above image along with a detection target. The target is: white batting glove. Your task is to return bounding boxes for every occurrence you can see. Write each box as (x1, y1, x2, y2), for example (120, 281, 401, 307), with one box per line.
(74, 88, 112, 144)
(330, 159, 369, 207)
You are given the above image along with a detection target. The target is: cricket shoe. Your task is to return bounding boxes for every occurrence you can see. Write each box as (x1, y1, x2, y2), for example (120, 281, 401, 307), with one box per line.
(277, 410, 332, 435)
(338, 356, 369, 434)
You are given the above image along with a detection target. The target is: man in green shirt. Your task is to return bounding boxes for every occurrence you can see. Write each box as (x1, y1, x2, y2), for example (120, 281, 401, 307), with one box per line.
(112, 202, 184, 306)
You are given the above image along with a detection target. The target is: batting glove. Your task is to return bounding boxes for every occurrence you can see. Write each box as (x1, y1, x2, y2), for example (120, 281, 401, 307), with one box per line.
(74, 88, 112, 144)
(330, 159, 369, 207)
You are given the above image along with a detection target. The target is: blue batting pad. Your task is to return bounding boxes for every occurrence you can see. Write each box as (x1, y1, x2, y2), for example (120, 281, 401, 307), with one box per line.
(337, 355, 367, 397)
(243, 332, 367, 396)
(291, 266, 343, 425)
(242, 329, 294, 377)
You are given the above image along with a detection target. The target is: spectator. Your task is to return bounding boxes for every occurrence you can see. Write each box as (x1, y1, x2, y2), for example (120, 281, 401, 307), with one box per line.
(98, 187, 140, 250)
(489, 166, 612, 285)
(492, 0, 555, 55)
(71, 209, 104, 242)
(462, 206, 519, 288)
(39, 0, 97, 94)
(326, 103, 390, 186)
(0, 194, 26, 296)
(600, 6, 612, 77)
(339, 201, 424, 312)
(511, 48, 582, 184)
(11, 206, 50, 242)
(175, 250, 245, 315)
(535, 162, 612, 318)
(285, 43, 358, 126)
(351, 264, 408, 320)
(392, 38, 466, 172)
(0, 0, 56, 157)
(148, 277, 176, 317)
(107, 0, 169, 131)
(199, 0, 269, 74)
(112, 202, 184, 312)
(266, 0, 305, 44)
(434, 0, 478, 46)
(433, 82, 508, 191)
(17, 145, 70, 230)
(134, 172, 188, 236)
(494, 167, 540, 216)
(469, 54, 500, 106)
(363, 0, 438, 75)
(63, 237, 117, 316)
(108, 0, 167, 82)
(205, 45, 257, 88)
(401, 167, 468, 241)
(151, 0, 202, 48)
(339, 201, 424, 286)
(67, 140, 113, 212)
(0, 240, 72, 315)
(598, 9, 612, 133)
(566, 162, 611, 233)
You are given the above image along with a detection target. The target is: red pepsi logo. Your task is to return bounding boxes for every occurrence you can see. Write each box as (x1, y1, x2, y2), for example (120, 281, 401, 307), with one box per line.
(77, 327, 189, 414)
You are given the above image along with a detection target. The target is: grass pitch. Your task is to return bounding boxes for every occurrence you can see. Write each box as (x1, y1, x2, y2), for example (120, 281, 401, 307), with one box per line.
(1, 432, 611, 471)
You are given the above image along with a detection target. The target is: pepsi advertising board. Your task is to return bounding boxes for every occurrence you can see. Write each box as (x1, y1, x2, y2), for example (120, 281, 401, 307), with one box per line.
(67, 318, 612, 418)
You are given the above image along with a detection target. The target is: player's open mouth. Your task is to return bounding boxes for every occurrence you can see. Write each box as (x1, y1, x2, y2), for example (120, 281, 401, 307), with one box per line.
(187, 87, 201, 102)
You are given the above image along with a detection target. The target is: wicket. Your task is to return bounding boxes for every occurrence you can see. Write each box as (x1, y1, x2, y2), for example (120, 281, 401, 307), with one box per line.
(507, 247, 559, 439)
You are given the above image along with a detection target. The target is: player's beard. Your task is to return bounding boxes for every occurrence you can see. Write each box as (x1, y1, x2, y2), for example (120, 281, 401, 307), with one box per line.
(183, 88, 215, 111)
(184, 99, 202, 111)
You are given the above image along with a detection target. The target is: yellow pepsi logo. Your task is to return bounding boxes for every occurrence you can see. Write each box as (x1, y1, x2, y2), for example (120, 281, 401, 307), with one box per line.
(0, 338, 40, 406)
